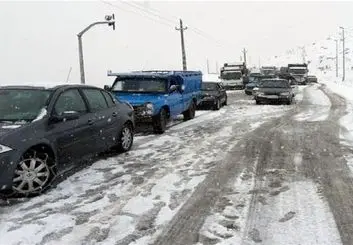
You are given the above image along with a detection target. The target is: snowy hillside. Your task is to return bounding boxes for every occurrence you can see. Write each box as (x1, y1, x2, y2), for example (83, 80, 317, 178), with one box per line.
(266, 37, 353, 80)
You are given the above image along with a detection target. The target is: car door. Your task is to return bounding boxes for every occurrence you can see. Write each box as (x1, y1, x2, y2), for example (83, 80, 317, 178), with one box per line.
(166, 79, 182, 117)
(49, 88, 94, 166)
(81, 88, 115, 152)
(101, 90, 124, 148)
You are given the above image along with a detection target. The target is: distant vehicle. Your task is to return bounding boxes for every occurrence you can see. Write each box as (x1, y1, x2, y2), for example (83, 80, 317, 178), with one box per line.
(220, 62, 248, 90)
(261, 66, 277, 76)
(288, 63, 309, 85)
(245, 74, 276, 95)
(198, 81, 227, 110)
(106, 70, 202, 134)
(0, 84, 134, 196)
(254, 79, 294, 105)
(307, 75, 318, 83)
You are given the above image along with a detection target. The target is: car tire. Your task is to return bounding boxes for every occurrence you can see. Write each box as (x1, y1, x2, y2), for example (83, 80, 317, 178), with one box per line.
(153, 109, 167, 134)
(224, 97, 228, 106)
(286, 99, 292, 105)
(11, 149, 56, 197)
(117, 123, 134, 152)
(256, 100, 260, 105)
(183, 102, 196, 121)
(214, 99, 221, 110)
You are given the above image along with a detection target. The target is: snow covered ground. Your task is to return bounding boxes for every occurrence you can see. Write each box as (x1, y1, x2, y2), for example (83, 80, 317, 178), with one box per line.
(0, 91, 292, 245)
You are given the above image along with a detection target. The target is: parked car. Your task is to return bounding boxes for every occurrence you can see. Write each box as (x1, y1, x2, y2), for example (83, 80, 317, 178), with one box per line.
(307, 75, 318, 83)
(0, 84, 135, 196)
(106, 70, 202, 134)
(198, 81, 227, 110)
(254, 79, 294, 105)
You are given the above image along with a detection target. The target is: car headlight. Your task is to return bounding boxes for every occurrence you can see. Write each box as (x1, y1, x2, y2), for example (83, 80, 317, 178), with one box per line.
(0, 144, 12, 154)
(257, 92, 264, 96)
(145, 103, 154, 115)
(280, 92, 290, 96)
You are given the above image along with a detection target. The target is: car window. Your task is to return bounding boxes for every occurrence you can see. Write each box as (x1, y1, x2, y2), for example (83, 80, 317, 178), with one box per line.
(54, 89, 87, 115)
(82, 89, 108, 111)
(102, 90, 116, 107)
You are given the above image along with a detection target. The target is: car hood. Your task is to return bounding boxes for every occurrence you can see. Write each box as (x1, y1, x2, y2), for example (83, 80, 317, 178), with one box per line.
(0, 122, 27, 140)
(258, 87, 291, 93)
(112, 92, 167, 106)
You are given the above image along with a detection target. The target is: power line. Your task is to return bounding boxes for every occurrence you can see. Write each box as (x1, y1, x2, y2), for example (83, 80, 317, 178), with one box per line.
(100, 0, 174, 28)
(114, 0, 233, 48)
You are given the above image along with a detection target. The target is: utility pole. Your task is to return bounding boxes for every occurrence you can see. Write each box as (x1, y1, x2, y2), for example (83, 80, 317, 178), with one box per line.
(242, 48, 247, 65)
(77, 14, 115, 84)
(335, 39, 339, 78)
(175, 19, 187, 71)
(340, 26, 345, 81)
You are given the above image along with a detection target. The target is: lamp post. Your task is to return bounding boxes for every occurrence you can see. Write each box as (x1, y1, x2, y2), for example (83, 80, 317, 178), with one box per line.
(78, 14, 115, 84)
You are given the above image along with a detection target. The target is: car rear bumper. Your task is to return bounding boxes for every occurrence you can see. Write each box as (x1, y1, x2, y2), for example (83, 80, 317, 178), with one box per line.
(255, 95, 291, 103)
(198, 99, 217, 108)
(0, 150, 20, 191)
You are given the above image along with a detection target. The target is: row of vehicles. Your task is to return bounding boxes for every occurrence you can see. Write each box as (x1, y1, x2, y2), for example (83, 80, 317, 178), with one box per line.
(219, 62, 316, 91)
(0, 70, 227, 197)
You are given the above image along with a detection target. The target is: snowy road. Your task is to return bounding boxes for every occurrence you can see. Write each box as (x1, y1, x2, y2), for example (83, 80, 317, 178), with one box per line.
(1, 84, 352, 245)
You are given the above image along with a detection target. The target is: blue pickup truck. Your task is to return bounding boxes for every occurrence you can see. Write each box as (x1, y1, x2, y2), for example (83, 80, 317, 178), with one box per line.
(105, 70, 202, 133)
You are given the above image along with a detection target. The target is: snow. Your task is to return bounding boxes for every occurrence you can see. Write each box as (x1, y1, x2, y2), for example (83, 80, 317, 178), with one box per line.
(294, 84, 331, 122)
(253, 181, 342, 245)
(203, 73, 221, 82)
(1, 125, 22, 129)
(32, 108, 47, 122)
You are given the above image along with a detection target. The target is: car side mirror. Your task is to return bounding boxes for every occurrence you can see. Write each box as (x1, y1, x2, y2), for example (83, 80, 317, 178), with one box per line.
(169, 85, 178, 93)
(50, 111, 80, 123)
(104, 85, 111, 91)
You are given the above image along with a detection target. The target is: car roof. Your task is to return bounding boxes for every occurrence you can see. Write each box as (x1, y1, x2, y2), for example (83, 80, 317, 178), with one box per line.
(261, 78, 288, 82)
(0, 83, 100, 91)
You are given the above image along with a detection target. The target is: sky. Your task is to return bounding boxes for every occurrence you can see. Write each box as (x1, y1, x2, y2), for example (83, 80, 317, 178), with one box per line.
(1, 0, 353, 87)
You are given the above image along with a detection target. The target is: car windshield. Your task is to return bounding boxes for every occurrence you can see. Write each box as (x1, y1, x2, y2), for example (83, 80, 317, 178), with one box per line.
(260, 80, 289, 88)
(289, 68, 307, 74)
(202, 83, 218, 91)
(111, 78, 167, 93)
(220, 71, 242, 80)
(0, 89, 51, 122)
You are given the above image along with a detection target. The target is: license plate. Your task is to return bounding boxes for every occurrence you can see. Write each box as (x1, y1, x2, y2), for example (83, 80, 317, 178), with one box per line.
(266, 95, 278, 99)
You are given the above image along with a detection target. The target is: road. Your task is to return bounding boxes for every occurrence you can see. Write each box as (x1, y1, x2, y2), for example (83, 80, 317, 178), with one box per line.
(0, 84, 352, 245)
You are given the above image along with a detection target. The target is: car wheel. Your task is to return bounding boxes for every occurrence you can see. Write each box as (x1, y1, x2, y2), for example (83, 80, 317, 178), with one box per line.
(153, 109, 167, 133)
(287, 99, 292, 105)
(256, 100, 260, 105)
(12, 149, 55, 196)
(183, 102, 196, 121)
(214, 99, 221, 110)
(117, 123, 134, 152)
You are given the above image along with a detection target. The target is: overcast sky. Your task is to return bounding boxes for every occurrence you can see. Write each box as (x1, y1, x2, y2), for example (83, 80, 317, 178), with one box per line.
(1, 1, 352, 87)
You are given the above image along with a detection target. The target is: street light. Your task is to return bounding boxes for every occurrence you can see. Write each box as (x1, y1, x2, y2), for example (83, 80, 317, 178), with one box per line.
(77, 14, 115, 84)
